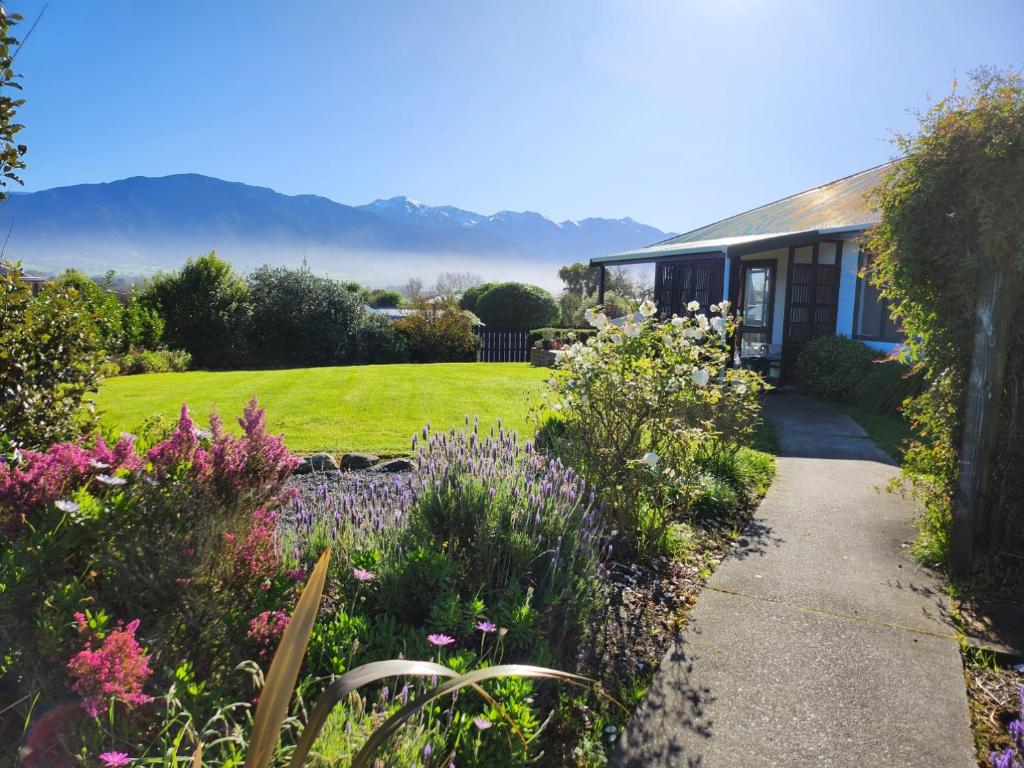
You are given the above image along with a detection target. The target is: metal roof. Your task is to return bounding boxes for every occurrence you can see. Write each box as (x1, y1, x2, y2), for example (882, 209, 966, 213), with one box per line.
(594, 162, 895, 264)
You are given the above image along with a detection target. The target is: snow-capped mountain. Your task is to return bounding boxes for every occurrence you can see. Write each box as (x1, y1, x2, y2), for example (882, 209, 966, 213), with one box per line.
(0, 175, 674, 286)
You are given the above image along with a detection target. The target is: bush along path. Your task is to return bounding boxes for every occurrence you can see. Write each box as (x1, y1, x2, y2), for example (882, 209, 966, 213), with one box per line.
(616, 394, 975, 767)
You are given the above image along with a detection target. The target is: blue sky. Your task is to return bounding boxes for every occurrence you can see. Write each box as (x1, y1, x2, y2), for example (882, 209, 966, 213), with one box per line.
(10, 0, 1024, 232)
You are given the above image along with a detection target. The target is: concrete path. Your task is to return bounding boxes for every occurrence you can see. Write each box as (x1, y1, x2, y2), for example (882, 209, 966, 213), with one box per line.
(616, 394, 975, 768)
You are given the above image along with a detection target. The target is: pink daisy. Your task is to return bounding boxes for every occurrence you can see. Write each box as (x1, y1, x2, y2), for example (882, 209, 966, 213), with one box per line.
(99, 753, 132, 767)
(426, 633, 455, 647)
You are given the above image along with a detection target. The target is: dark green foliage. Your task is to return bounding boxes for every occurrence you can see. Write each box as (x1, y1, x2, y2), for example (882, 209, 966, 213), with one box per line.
(120, 288, 164, 349)
(475, 282, 560, 327)
(245, 265, 404, 367)
(395, 298, 477, 363)
(367, 288, 403, 308)
(457, 281, 496, 314)
(142, 252, 250, 369)
(526, 327, 597, 347)
(868, 69, 1024, 577)
(853, 359, 926, 418)
(55, 270, 128, 353)
(0, 8, 26, 199)
(0, 263, 104, 448)
(796, 335, 880, 402)
(111, 347, 191, 376)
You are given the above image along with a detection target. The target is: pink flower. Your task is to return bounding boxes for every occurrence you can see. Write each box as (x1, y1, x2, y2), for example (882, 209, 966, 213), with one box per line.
(427, 633, 455, 647)
(352, 567, 376, 583)
(98, 752, 132, 767)
(247, 610, 290, 659)
(473, 716, 492, 730)
(475, 620, 497, 634)
(67, 618, 152, 718)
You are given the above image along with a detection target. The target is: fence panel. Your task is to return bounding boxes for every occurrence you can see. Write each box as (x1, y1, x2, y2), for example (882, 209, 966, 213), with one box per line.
(475, 325, 533, 363)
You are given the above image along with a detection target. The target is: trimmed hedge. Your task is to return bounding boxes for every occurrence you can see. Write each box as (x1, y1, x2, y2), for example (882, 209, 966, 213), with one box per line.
(795, 335, 924, 416)
(475, 282, 560, 327)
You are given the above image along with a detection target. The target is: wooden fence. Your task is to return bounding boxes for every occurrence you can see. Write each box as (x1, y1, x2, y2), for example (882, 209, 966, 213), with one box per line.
(475, 325, 533, 362)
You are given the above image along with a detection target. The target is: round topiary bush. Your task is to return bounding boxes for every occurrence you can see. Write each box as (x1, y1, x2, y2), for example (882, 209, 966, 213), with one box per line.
(795, 335, 880, 402)
(474, 282, 560, 327)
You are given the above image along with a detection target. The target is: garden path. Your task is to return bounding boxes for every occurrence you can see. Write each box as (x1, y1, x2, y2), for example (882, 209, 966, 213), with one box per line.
(616, 394, 975, 767)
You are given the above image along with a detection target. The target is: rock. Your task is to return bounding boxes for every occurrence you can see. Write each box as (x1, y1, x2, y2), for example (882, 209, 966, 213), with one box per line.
(375, 457, 414, 473)
(296, 454, 339, 473)
(341, 452, 379, 470)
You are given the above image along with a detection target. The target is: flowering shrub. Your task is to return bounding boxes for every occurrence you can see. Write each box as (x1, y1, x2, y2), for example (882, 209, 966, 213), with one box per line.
(542, 298, 766, 555)
(0, 398, 300, 760)
(67, 614, 153, 717)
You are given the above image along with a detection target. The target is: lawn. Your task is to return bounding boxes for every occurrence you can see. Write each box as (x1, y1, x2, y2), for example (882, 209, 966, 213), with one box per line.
(95, 363, 549, 455)
(830, 402, 914, 463)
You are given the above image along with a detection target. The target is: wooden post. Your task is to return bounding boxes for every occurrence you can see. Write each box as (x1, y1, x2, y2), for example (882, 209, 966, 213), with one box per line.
(951, 260, 1013, 578)
(597, 264, 606, 306)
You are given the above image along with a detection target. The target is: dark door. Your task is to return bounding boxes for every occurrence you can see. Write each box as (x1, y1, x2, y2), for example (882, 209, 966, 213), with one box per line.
(781, 241, 842, 381)
(654, 257, 724, 317)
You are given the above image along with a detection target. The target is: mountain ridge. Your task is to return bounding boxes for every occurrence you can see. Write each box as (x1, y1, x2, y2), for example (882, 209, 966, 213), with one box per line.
(2, 174, 675, 287)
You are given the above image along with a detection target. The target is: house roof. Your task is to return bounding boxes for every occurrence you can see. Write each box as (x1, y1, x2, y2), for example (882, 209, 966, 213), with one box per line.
(594, 161, 896, 264)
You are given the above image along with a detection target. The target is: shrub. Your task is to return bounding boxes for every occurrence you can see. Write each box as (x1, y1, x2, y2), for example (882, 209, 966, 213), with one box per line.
(0, 263, 105, 448)
(852, 358, 926, 417)
(367, 288, 403, 308)
(395, 298, 478, 362)
(0, 399, 300, 757)
(56, 269, 128, 353)
(526, 326, 597, 348)
(142, 252, 250, 369)
(474, 282, 560, 327)
(795, 335, 880, 402)
(543, 299, 766, 557)
(868, 69, 1024, 576)
(245, 265, 407, 367)
(111, 346, 192, 375)
(458, 281, 496, 314)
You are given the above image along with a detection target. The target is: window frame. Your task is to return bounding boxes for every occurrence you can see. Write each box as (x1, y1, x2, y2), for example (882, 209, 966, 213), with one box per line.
(853, 249, 903, 344)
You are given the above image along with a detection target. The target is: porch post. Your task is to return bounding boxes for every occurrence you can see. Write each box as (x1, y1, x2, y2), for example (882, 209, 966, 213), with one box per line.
(597, 264, 606, 306)
(721, 252, 731, 306)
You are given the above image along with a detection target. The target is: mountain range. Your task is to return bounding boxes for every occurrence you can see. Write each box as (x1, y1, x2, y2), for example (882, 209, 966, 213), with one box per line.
(0, 174, 674, 288)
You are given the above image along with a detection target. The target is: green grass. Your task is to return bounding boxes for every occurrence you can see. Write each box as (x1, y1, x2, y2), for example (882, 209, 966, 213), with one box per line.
(830, 402, 914, 463)
(94, 363, 549, 455)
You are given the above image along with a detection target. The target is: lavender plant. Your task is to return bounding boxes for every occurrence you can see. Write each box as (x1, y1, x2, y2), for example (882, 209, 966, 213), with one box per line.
(990, 685, 1024, 768)
(284, 418, 606, 659)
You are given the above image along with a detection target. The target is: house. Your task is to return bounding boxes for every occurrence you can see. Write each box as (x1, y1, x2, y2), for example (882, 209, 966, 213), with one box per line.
(590, 162, 902, 381)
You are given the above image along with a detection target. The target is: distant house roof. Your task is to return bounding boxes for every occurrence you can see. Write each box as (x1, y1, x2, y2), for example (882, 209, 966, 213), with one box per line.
(365, 305, 416, 320)
(594, 162, 895, 265)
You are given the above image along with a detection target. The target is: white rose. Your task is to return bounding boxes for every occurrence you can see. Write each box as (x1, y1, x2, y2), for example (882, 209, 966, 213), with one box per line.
(639, 298, 658, 318)
(686, 300, 700, 312)
(718, 300, 731, 313)
(691, 368, 710, 386)
(623, 322, 642, 338)
(710, 316, 726, 335)
(696, 314, 710, 331)
(640, 451, 659, 468)
(670, 316, 685, 326)
(683, 326, 704, 339)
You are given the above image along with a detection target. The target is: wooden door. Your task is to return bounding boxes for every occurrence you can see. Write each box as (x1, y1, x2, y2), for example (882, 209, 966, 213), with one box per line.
(781, 242, 842, 381)
(654, 257, 724, 317)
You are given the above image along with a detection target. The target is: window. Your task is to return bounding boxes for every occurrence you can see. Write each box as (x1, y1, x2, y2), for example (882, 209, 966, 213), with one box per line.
(854, 250, 902, 343)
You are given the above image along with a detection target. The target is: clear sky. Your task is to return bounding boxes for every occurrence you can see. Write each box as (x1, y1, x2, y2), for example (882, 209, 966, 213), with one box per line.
(9, 0, 1024, 232)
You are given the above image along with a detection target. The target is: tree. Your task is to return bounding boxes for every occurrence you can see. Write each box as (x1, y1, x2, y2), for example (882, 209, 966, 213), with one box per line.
(0, 263, 104, 448)
(0, 7, 26, 202)
(142, 252, 250, 369)
(403, 277, 424, 302)
(558, 262, 600, 298)
(458, 282, 496, 314)
(55, 270, 126, 353)
(433, 271, 482, 298)
(868, 68, 1024, 579)
(474, 282, 561, 327)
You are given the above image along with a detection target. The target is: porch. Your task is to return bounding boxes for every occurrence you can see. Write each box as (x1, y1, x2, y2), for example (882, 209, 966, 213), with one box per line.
(593, 228, 879, 382)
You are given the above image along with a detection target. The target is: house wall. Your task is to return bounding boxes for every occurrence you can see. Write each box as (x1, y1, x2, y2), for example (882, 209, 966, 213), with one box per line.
(836, 236, 902, 356)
